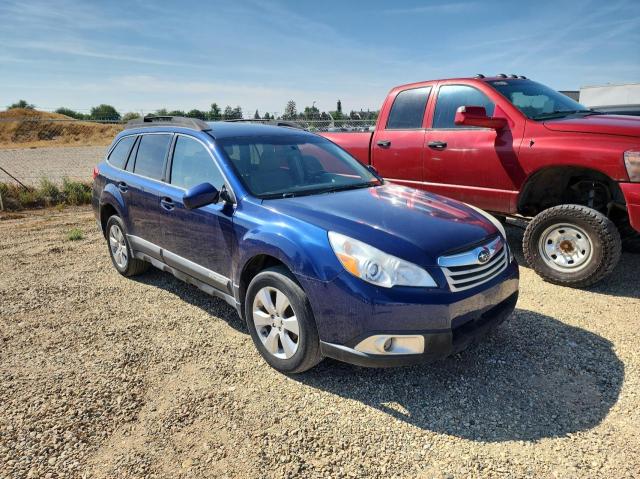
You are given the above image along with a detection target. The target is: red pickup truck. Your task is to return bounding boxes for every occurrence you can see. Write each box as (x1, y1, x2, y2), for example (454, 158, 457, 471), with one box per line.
(322, 75, 640, 287)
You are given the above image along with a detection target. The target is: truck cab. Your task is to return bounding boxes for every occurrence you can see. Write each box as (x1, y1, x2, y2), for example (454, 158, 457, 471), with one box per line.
(323, 76, 640, 287)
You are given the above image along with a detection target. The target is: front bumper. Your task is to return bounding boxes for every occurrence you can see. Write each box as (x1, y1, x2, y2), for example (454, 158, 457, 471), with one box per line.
(320, 291, 518, 367)
(300, 259, 519, 367)
(620, 182, 640, 233)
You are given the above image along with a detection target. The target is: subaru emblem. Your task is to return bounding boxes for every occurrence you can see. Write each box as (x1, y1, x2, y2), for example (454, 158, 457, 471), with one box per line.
(477, 248, 491, 264)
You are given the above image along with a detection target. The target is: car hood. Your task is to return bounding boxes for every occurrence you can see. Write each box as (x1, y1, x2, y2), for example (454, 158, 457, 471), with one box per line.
(262, 184, 498, 267)
(543, 114, 640, 137)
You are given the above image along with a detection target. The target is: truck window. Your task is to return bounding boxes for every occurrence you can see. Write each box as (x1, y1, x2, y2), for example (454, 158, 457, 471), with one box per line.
(133, 134, 172, 181)
(433, 85, 495, 129)
(386, 87, 431, 130)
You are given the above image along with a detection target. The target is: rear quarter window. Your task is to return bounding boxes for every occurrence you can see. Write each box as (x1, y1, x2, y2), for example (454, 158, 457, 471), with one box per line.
(133, 134, 172, 180)
(107, 136, 136, 169)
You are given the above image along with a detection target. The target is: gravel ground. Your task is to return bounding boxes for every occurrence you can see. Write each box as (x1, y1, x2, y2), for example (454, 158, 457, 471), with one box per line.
(1, 206, 639, 478)
(0, 147, 105, 185)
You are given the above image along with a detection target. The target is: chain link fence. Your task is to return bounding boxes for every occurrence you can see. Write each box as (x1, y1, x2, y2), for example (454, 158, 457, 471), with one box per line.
(0, 117, 377, 187)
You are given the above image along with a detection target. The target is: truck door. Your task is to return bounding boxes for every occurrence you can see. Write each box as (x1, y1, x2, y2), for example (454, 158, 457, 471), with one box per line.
(423, 83, 519, 213)
(371, 86, 431, 185)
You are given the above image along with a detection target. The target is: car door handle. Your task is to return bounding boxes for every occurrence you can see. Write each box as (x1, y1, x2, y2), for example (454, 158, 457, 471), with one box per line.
(160, 197, 175, 211)
(117, 181, 128, 192)
(376, 140, 391, 148)
(428, 141, 447, 150)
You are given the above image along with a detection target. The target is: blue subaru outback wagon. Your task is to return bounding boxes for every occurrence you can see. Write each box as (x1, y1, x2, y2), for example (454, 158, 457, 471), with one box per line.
(93, 116, 519, 373)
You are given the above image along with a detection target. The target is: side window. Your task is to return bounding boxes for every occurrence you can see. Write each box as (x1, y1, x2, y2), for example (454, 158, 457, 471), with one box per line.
(386, 87, 431, 130)
(133, 134, 172, 180)
(432, 85, 495, 129)
(170, 136, 224, 190)
(107, 136, 136, 169)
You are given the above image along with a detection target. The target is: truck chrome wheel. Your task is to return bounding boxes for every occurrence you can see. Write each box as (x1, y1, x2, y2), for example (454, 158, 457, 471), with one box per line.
(538, 223, 593, 272)
(109, 224, 128, 269)
(252, 287, 300, 360)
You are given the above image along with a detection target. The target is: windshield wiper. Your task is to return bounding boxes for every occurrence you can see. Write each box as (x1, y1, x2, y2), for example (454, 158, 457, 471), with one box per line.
(323, 181, 380, 194)
(533, 109, 602, 120)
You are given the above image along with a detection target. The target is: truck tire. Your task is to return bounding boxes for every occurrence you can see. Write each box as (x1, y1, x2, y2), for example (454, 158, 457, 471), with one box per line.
(523, 204, 621, 288)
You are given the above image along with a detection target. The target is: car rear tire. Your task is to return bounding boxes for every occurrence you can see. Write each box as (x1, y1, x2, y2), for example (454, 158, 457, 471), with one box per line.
(523, 204, 621, 288)
(245, 266, 322, 373)
(106, 215, 149, 277)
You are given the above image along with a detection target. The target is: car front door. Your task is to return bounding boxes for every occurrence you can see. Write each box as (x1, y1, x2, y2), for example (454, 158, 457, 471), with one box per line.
(371, 86, 431, 186)
(159, 134, 235, 294)
(423, 83, 520, 212)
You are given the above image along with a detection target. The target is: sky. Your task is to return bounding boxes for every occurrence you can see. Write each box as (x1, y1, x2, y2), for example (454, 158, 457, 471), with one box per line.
(1, 0, 639, 116)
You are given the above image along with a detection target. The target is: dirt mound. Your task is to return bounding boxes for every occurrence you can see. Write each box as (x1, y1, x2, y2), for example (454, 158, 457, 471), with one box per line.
(0, 109, 123, 149)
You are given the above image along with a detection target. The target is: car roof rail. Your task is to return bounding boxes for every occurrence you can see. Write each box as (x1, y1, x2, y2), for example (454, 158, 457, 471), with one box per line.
(474, 73, 485, 79)
(125, 115, 211, 131)
(496, 73, 508, 78)
(222, 119, 306, 130)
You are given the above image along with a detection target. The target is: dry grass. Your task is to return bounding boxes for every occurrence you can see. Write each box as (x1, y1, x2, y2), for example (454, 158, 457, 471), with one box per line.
(0, 178, 93, 210)
(0, 109, 123, 149)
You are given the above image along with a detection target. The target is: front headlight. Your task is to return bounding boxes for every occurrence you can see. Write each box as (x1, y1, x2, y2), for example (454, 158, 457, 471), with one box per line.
(328, 232, 437, 288)
(624, 150, 640, 182)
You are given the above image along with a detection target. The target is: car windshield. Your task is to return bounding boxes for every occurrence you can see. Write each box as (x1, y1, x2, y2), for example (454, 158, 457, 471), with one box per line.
(218, 134, 381, 199)
(488, 79, 594, 120)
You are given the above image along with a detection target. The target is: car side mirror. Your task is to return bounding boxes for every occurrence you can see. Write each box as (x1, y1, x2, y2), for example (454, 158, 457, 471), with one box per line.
(454, 106, 508, 130)
(183, 182, 220, 209)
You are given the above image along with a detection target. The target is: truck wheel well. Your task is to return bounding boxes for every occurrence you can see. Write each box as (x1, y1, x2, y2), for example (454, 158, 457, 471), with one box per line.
(100, 203, 118, 237)
(238, 254, 289, 319)
(517, 167, 625, 219)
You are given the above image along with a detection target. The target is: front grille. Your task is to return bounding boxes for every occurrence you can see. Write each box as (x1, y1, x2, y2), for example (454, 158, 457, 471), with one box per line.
(438, 236, 509, 292)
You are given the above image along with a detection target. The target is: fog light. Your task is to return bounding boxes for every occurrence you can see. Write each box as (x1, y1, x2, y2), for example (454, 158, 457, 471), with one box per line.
(354, 334, 425, 355)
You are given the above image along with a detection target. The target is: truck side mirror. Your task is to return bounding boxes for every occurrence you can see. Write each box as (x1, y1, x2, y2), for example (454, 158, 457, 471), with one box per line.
(454, 106, 508, 130)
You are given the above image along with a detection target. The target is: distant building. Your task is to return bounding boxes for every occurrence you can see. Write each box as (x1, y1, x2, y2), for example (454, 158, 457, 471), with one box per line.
(560, 90, 580, 101)
(579, 82, 640, 116)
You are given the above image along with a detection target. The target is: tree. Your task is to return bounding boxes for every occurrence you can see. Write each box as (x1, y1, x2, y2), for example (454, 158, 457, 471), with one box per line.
(209, 103, 221, 120)
(254, 109, 260, 119)
(121, 112, 141, 122)
(167, 110, 186, 116)
(303, 105, 320, 119)
(283, 100, 297, 120)
(54, 107, 86, 119)
(8, 99, 35, 110)
(336, 99, 342, 114)
(263, 112, 271, 120)
(153, 108, 169, 116)
(186, 109, 207, 120)
(222, 105, 235, 119)
(89, 104, 120, 121)
(232, 106, 243, 119)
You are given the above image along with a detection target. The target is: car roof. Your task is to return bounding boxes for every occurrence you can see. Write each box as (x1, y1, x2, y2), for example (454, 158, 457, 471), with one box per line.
(119, 121, 316, 141)
(206, 121, 314, 139)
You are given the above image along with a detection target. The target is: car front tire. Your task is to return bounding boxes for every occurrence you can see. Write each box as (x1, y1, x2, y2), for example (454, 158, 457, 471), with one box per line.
(523, 204, 621, 288)
(245, 266, 322, 373)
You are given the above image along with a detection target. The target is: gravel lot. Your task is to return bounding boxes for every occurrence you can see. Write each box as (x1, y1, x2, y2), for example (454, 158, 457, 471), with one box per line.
(1, 207, 639, 478)
(0, 147, 104, 185)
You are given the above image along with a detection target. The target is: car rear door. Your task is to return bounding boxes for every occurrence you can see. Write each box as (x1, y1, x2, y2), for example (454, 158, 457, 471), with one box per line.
(371, 86, 431, 185)
(158, 134, 235, 293)
(126, 133, 173, 249)
(422, 83, 519, 212)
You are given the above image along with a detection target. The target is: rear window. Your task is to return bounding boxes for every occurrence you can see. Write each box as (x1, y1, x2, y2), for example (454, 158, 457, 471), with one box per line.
(386, 87, 431, 129)
(107, 136, 136, 169)
(133, 134, 172, 180)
